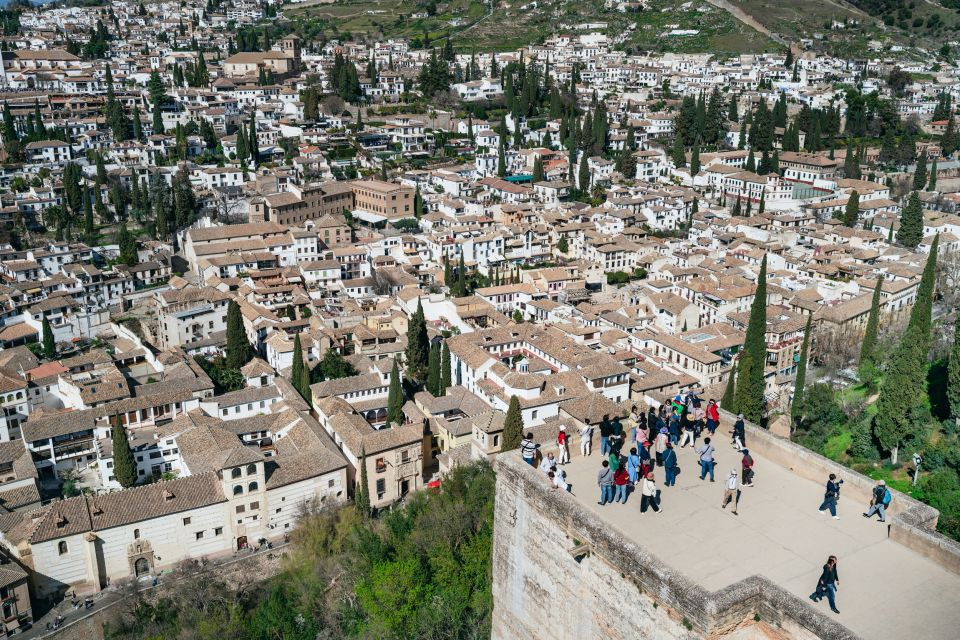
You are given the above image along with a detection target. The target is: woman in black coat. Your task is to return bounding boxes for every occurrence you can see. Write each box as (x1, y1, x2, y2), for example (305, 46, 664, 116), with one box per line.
(809, 555, 840, 614)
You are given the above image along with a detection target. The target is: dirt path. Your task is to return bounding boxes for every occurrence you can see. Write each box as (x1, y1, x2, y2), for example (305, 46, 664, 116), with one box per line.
(703, 0, 788, 46)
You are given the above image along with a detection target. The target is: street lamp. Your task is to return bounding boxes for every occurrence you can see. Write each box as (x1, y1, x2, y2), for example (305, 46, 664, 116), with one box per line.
(913, 453, 923, 486)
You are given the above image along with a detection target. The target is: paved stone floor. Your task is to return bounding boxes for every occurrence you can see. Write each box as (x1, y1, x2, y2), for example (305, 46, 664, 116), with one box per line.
(560, 442, 960, 639)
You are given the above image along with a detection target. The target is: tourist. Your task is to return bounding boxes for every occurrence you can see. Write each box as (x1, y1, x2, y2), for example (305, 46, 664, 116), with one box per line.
(609, 416, 625, 456)
(627, 447, 641, 484)
(636, 412, 650, 444)
(732, 413, 746, 451)
(662, 441, 679, 487)
(654, 427, 668, 467)
(741, 449, 755, 487)
(599, 416, 612, 455)
(553, 469, 571, 493)
(679, 416, 695, 448)
(579, 421, 593, 457)
(640, 471, 662, 513)
(809, 555, 841, 614)
(597, 460, 614, 505)
(818, 474, 843, 519)
(608, 450, 620, 472)
(668, 413, 681, 445)
(613, 466, 630, 503)
(539, 452, 557, 476)
(706, 399, 720, 435)
(557, 426, 569, 465)
(696, 437, 716, 482)
(521, 433, 537, 466)
(862, 480, 891, 523)
(721, 469, 739, 515)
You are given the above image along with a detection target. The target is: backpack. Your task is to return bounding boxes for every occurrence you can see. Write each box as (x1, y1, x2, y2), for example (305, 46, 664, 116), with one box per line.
(882, 488, 892, 506)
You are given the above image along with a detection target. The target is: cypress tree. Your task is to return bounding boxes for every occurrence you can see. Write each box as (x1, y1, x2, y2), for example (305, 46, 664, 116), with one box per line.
(291, 335, 305, 397)
(225, 300, 253, 369)
(928, 159, 938, 191)
(732, 352, 755, 422)
(578, 154, 590, 193)
(443, 254, 452, 286)
(739, 254, 768, 423)
(671, 134, 686, 168)
(355, 448, 370, 517)
(913, 153, 928, 191)
(427, 341, 441, 396)
(897, 192, 923, 248)
(858, 276, 885, 386)
(745, 149, 756, 172)
(732, 193, 742, 217)
(501, 395, 524, 450)
(496, 136, 506, 177)
(386, 360, 403, 425)
(843, 190, 860, 227)
(791, 315, 812, 425)
(405, 300, 429, 381)
(456, 253, 466, 297)
(758, 190, 765, 214)
(948, 311, 960, 423)
(42, 316, 55, 359)
(112, 416, 138, 488)
(440, 341, 451, 394)
(690, 140, 700, 175)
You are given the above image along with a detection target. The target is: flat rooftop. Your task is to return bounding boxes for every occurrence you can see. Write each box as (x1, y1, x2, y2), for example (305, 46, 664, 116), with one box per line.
(561, 443, 960, 639)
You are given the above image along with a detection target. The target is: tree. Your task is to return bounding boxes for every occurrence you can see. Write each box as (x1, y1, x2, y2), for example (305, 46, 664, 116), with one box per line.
(501, 395, 523, 451)
(427, 341, 441, 396)
(913, 153, 928, 191)
(117, 223, 138, 266)
(690, 141, 700, 176)
(731, 193, 742, 217)
(225, 300, 253, 369)
(843, 190, 860, 227)
(898, 191, 924, 249)
(720, 367, 736, 412)
(413, 185, 424, 218)
(671, 135, 685, 168)
(405, 300, 429, 381)
(355, 448, 370, 517)
(316, 349, 357, 380)
(859, 276, 885, 386)
(42, 315, 55, 359)
(386, 360, 403, 425)
(791, 315, 812, 425)
(738, 254, 768, 423)
(557, 236, 569, 254)
(948, 312, 960, 423)
(578, 154, 590, 192)
(440, 341, 451, 394)
(112, 416, 138, 488)
(928, 159, 938, 192)
(496, 136, 506, 177)
(291, 334, 305, 398)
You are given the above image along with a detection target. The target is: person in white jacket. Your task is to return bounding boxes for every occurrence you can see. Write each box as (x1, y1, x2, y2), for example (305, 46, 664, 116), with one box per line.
(640, 472, 662, 514)
(721, 469, 739, 515)
(579, 423, 593, 456)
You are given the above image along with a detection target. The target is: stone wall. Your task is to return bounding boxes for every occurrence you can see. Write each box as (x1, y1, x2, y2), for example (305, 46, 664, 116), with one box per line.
(492, 453, 859, 640)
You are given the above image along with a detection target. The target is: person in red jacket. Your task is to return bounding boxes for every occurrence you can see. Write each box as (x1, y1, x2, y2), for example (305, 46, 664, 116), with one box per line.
(613, 466, 630, 503)
(741, 449, 755, 487)
(706, 399, 720, 435)
(557, 426, 569, 465)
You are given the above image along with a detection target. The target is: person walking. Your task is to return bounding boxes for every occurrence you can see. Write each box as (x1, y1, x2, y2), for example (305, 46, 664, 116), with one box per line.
(627, 447, 641, 484)
(597, 460, 614, 505)
(809, 556, 841, 614)
(732, 413, 745, 451)
(613, 466, 630, 503)
(520, 433, 537, 466)
(579, 422, 593, 457)
(818, 474, 843, 519)
(741, 449, 755, 487)
(654, 427, 668, 467)
(640, 471, 662, 513)
(721, 469, 739, 515)
(706, 399, 720, 435)
(662, 441, 679, 487)
(863, 480, 891, 523)
(696, 437, 716, 482)
(557, 426, 570, 465)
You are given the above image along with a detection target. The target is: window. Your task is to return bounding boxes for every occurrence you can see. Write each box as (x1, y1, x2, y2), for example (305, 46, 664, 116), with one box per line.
(195, 531, 204, 540)
(233, 485, 243, 496)
(235, 505, 245, 514)
(248, 481, 258, 492)
(231, 468, 242, 479)
(401, 450, 409, 463)
(249, 501, 259, 510)
(247, 464, 257, 475)
(328, 479, 335, 488)
(133, 529, 140, 539)
(275, 507, 281, 514)
(214, 527, 223, 536)
(376, 478, 386, 497)
(183, 517, 191, 525)
(58, 541, 68, 555)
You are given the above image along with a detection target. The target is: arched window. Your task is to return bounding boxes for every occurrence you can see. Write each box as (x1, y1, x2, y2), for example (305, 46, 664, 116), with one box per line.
(231, 468, 241, 479)
(58, 541, 68, 555)
(246, 464, 257, 476)
(233, 485, 243, 496)
(133, 529, 140, 540)
(248, 481, 258, 492)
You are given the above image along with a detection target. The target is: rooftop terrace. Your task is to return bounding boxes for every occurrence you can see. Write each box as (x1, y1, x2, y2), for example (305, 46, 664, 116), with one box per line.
(556, 433, 960, 639)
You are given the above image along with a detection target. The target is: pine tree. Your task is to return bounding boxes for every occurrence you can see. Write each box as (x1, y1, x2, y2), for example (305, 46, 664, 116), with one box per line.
(440, 341, 451, 395)
(291, 334, 305, 398)
(557, 236, 569, 254)
(948, 311, 960, 423)
(913, 153, 928, 191)
(355, 448, 370, 517)
(859, 276, 885, 386)
(405, 300, 429, 381)
(501, 395, 523, 450)
(428, 341, 441, 396)
(739, 254, 768, 422)
(383, 359, 404, 427)
(42, 316, 55, 359)
(791, 315, 812, 425)
(843, 190, 860, 227)
(225, 300, 253, 369)
(721, 367, 736, 412)
(897, 191, 924, 248)
(112, 416, 138, 488)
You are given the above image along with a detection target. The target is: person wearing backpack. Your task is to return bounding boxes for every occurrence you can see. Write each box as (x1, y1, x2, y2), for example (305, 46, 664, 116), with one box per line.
(863, 479, 890, 523)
